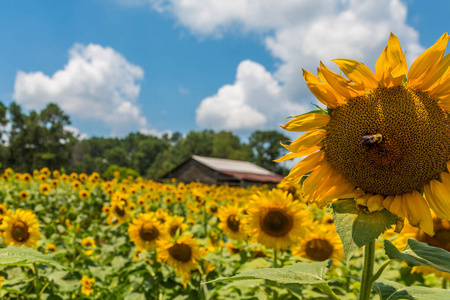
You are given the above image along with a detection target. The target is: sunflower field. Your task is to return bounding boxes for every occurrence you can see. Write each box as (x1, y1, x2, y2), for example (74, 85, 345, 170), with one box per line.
(0, 166, 449, 300)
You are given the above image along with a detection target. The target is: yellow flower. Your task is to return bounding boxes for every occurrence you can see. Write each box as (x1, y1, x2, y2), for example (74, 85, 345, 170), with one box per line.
(0, 209, 41, 247)
(128, 213, 167, 250)
(80, 275, 95, 296)
(157, 234, 205, 276)
(292, 227, 343, 263)
(71, 180, 82, 190)
(81, 237, 96, 256)
(165, 215, 188, 238)
(133, 247, 145, 261)
(51, 179, 59, 188)
(52, 170, 60, 178)
(0, 204, 8, 216)
(39, 183, 51, 195)
(79, 173, 88, 182)
(21, 173, 32, 183)
(79, 190, 90, 200)
(243, 189, 311, 250)
(279, 33, 450, 235)
(217, 204, 247, 241)
(19, 191, 29, 201)
(45, 243, 57, 253)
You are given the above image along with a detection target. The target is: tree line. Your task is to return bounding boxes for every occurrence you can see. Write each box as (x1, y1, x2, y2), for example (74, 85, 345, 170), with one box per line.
(0, 102, 290, 178)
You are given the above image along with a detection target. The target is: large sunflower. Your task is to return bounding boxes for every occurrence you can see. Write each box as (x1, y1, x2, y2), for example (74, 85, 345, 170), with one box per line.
(128, 212, 167, 250)
(278, 33, 450, 235)
(244, 189, 311, 250)
(0, 209, 41, 247)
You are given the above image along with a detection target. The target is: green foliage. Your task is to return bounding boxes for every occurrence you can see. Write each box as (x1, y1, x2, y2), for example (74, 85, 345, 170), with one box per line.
(209, 260, 339, 299)
(0, 245, 67, 270)
(248, 130, 290, 174)
(103, 164, 140, 180)
(372, 278, 450, 300)
(331, 199, 396, 263)
(384, 238, 450, 273)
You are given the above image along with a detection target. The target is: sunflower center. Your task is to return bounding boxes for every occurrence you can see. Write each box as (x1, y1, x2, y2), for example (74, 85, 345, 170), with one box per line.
(11, 221, 30, 242)
(114, 206, 125, 217)
(168, 243, 192, 262)
(325, 86, 450, 195)
(226, 215, 240, 232)
(139, 224, 159, 242)
(305, 238, 334, 261)
(260, 209, 293, 237)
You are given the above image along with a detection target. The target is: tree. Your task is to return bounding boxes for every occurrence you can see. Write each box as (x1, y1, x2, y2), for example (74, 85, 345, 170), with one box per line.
(248, 130, 290, 174)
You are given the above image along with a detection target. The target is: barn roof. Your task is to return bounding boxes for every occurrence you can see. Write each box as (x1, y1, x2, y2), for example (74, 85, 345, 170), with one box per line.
(191, 155, 283, 183)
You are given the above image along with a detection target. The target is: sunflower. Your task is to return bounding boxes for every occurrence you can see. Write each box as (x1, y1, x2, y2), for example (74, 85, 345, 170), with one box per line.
(80, 275, 95, 296)
(81, 237, 96, 256)
(243, 189, 311, 250)
(45, 243, 57, 253)
(217, 204, 247, 241)
(51, 179, 59, 188)
(165, 215, 188, 238)
(109, 199, 130, 225)
(278, 33, 450, 235)
(79, 189, 90, 200)
(128, 213, 167, 250)
(0, 209, 41, 247)
(292, 226, 343, 263)
(157, 234, 206, 276)
(71, 180, 82, 190)
(39, 183, 51, 195)
(0, 204, 8, 216)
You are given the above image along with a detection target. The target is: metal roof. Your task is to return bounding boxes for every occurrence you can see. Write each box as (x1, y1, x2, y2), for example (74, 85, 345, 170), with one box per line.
(192, 155, 283, 183)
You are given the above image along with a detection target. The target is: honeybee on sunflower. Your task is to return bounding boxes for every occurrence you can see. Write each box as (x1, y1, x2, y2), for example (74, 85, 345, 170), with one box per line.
(277, 33, 450, 235)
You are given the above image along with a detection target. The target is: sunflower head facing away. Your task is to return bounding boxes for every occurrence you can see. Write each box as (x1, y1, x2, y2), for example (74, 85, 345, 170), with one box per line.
(278, 33, 450, 236)
(244, 189, 312, 250)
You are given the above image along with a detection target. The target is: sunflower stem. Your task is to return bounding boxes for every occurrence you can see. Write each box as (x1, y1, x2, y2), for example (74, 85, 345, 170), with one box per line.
(273, 249, 278, 268)
(358, 240, 375, 300)
(33, 263, 40, 300)
(443, 279, 448, 289)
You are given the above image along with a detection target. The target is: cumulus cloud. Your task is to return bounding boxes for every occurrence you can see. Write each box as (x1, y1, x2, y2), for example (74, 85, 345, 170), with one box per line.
(196, 60, 306, 131)
(13, 43, 148, 136)
(123, 0, 425, 131)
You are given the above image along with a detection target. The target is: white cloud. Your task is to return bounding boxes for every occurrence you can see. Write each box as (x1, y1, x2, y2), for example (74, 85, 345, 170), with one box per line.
(64, 125, 88, 141)
(124, 0, 425, 131)
(13, 43, 149, 136)
(196, 60, 306, 131)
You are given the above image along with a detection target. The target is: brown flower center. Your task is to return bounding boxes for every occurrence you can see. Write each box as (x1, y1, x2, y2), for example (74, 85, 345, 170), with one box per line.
(139, 223, 159, 242)
(260, 209, 293, 237)
(114, 206, 125, 217)
(11, 221, 30, 242)
(168, 243, 192, 262)
(305, 238, 334, 261)
(325, 86, 450, 195)
(226, 215, 240, 232)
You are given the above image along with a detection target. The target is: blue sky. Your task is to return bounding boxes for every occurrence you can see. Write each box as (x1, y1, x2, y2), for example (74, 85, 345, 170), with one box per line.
(0, 0, 448, 138)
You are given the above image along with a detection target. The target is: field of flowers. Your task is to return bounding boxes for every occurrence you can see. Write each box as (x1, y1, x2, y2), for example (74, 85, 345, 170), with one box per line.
(0, 167, 448, 299)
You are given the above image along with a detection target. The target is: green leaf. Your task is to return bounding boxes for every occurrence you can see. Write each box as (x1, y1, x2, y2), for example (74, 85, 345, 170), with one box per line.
(0, 245, 68, 270)
(332, 199, 396, 263)
(372, 278, 450, 300)
(384, 238, 450, 273)
(208, 260, 338, 299)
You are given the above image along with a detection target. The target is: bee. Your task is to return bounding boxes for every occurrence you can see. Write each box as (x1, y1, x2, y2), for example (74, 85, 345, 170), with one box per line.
(360, 133, 383, 146)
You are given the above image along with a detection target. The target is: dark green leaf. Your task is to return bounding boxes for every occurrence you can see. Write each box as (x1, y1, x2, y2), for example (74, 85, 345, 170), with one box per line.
(373, 278, 450, 300)
(332, 199, 396, 263)
(384, 238, 450, 273)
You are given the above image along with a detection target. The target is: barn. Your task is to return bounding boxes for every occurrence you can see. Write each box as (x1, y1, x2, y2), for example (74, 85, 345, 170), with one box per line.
(160, 155, 284, 187)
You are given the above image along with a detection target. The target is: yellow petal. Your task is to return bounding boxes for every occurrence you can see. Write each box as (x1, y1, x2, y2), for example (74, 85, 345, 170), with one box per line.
(408, 33, 449, 88)
(355, 193, 373, 207)
(283, 150, 325, 183)
(319, 62, 363, 99)
(302, 162, 333, 196)
(283, 129, 326, 154)
(438, 97, 450, 112)
(303, 69, 345, 108)
(333, 58, 378, 90)
(419, 53, 450, 92)
(387, 194, 406, 218)
(281, 113, 330, 132)
(367, 194, 384, 213)
(403, 191, 434, 236)
(428, 179, 450, 219)
(375, 33, 407, 87)
(382, 195, 395, 210)
(423, 182, 449, 220)
(273, 151, 305, 162)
